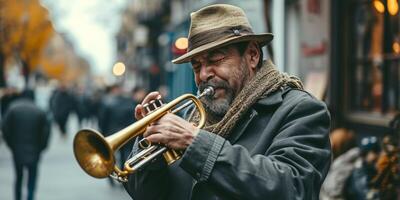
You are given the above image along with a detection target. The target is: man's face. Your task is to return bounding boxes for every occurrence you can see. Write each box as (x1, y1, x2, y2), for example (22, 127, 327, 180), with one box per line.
(191, 45, 252, 118)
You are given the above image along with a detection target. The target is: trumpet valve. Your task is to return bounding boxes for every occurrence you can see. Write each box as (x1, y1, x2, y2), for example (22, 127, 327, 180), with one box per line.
(163, 150, 181, 165)
(143, 96, 164, 115)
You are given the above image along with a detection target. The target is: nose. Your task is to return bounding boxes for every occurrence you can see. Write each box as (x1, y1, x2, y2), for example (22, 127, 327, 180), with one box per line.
(199, 65, 215, 82)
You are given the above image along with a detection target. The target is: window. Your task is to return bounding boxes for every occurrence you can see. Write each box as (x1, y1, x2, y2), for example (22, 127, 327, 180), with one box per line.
(350, 0, 400, 115)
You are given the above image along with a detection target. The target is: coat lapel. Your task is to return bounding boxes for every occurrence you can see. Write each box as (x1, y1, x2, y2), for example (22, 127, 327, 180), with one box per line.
(228, 88, 285, 144)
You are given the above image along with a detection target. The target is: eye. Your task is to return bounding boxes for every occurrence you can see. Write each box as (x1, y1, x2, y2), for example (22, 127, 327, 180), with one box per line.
(209, 56, 225, 65)
(191, 63, 201, 73)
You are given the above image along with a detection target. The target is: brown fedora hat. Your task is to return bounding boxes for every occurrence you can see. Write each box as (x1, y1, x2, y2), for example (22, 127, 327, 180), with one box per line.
(172, 4, 273, 64)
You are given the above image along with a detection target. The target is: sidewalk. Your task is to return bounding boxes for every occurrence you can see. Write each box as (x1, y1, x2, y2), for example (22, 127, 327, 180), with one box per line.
(0, 115, 131, 200)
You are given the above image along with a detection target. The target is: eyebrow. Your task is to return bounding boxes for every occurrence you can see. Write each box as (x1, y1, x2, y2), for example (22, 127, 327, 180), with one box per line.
(190, 46, 231, 64)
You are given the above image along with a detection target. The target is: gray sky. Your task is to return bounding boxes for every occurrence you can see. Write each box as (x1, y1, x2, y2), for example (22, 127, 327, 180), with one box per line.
(41, 0, 127, 75)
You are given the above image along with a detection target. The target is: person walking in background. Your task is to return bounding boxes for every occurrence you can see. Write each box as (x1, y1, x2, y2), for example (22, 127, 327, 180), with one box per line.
(320, 128, 359, 200)
(74, 86, 91, 128)
(344, 136, 381, 200)
(1, 87, 20, 117)
(101, 84, 135, 168)
(49, 84, 75, 137)
(98, 84, 136, 187)
(2, 89, 51, 200)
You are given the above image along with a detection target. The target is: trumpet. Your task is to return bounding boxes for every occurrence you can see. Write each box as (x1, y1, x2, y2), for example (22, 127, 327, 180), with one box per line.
(73, 87, 214, 182)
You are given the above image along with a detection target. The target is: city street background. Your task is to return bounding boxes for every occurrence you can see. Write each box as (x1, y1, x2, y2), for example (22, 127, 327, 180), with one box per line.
(0, 114, 131, 200)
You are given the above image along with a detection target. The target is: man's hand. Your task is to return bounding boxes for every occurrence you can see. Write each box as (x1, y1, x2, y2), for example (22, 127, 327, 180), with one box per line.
(134, 91, 199, 150)
(144, 113, 199, 150)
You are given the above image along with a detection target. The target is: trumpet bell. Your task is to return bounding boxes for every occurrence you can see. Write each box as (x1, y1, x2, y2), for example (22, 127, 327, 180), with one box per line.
(73, 129, 114, 178)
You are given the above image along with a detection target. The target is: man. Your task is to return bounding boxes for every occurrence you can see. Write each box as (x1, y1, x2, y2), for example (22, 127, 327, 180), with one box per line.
(2, 90, 50, 200)
(124, 4, 331, 200)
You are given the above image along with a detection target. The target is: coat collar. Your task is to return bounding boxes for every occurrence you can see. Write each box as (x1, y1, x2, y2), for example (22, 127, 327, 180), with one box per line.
(255, 87, 285, 107)
(228, 88, 286, 143)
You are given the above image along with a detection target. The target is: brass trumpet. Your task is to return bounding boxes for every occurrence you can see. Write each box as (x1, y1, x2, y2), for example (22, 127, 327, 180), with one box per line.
(73, 87, 214, 182)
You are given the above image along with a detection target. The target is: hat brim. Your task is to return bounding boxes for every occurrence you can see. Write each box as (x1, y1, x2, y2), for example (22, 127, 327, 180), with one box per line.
(172, 33, 273, 64)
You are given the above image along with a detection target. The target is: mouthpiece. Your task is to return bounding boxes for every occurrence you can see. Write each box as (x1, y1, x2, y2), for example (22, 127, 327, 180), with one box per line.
(201, 86, 215, 98)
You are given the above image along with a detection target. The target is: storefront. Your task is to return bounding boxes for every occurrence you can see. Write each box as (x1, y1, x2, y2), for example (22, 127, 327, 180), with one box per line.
(331, 0, 399, 134)
(276, 0, 399, 134)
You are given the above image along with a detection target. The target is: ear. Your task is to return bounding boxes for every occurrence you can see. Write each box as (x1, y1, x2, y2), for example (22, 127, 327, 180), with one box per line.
(244, 41, 260, 70)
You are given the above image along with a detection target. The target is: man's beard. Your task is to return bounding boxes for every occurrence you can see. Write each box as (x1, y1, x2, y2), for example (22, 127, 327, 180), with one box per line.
(198, 61, 250, 121)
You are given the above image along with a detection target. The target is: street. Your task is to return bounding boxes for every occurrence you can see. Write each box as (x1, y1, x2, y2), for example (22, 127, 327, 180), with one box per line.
(0, 115, 131, 200)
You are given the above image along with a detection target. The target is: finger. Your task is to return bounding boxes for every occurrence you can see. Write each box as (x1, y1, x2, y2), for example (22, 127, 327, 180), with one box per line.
(155, 113, 181, 125)
(159, 113, 194, 130)
(143, 123, 164, 137)
(146, 133, 167, 145)
(147, 131, 190, 150)
(135, 104, 144, 120)
(143, 127, 154, 138)
(142, 91, 160, 105)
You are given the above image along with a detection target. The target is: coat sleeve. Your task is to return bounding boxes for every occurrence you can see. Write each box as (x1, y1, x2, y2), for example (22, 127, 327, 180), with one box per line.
(179, 95, 331, 199)
(1, 108, 13, 148)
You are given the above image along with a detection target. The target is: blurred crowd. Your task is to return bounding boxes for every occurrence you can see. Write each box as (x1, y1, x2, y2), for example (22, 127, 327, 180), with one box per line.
(0, 78, 151, 200)
(320, 114, 400, 200)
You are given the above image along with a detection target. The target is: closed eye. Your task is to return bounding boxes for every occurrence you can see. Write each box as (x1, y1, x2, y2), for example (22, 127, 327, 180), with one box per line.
(191, 62, 201, 73)
(209, 57, 225, 65)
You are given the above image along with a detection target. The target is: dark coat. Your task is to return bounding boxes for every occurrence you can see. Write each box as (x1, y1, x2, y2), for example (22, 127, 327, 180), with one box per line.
(98, 94, 135, 136)
(50, 89, 75, 121)
(2, 98, 50, 164)
(124, 88, 331, 200)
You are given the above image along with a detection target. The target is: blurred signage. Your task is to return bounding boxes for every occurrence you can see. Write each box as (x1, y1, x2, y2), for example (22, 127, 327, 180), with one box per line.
(300, 0, 330, 100)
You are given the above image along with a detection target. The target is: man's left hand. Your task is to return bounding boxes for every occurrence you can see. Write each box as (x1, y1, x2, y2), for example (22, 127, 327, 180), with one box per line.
(144, 113, 199, 150)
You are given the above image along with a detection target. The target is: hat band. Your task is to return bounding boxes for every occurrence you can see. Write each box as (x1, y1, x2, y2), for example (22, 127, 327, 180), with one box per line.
(188, 25, 253, 51)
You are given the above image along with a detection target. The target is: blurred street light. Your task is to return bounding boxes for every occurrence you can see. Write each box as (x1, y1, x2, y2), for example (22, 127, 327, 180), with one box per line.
(373, 0, 385, 14)
(112, 62, 126, 76)
(175, 37, 188, 50)
(393, 42, 400, 54)
(388, 0, 399, 15)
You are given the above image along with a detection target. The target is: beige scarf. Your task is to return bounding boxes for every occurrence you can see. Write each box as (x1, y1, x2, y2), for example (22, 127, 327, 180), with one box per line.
(189, 60, 303, 138)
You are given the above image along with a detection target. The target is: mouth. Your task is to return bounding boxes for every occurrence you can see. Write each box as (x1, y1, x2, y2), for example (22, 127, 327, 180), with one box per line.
(212, 87, 226, 99)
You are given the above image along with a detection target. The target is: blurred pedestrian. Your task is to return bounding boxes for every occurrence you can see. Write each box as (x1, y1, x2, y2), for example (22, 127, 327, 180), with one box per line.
(120, 87, 147, 164)
(98, 84, 135, 187)
(1, 87, 20, 117)
(74, 86, 91, 128)
(2, 89, 51, 200)
(344, 136, 381, 200)
(49, 84, 75, 137)
(320, 128, 358, 200)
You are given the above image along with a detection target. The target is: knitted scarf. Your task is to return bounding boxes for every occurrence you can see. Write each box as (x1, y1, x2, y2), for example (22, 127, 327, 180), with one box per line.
(189, 60, 303, 138)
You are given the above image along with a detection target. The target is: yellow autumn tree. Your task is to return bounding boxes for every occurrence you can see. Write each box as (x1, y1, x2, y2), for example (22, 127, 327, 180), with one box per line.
(0, 0, 24, 86)
(0, 0, 54, 86)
